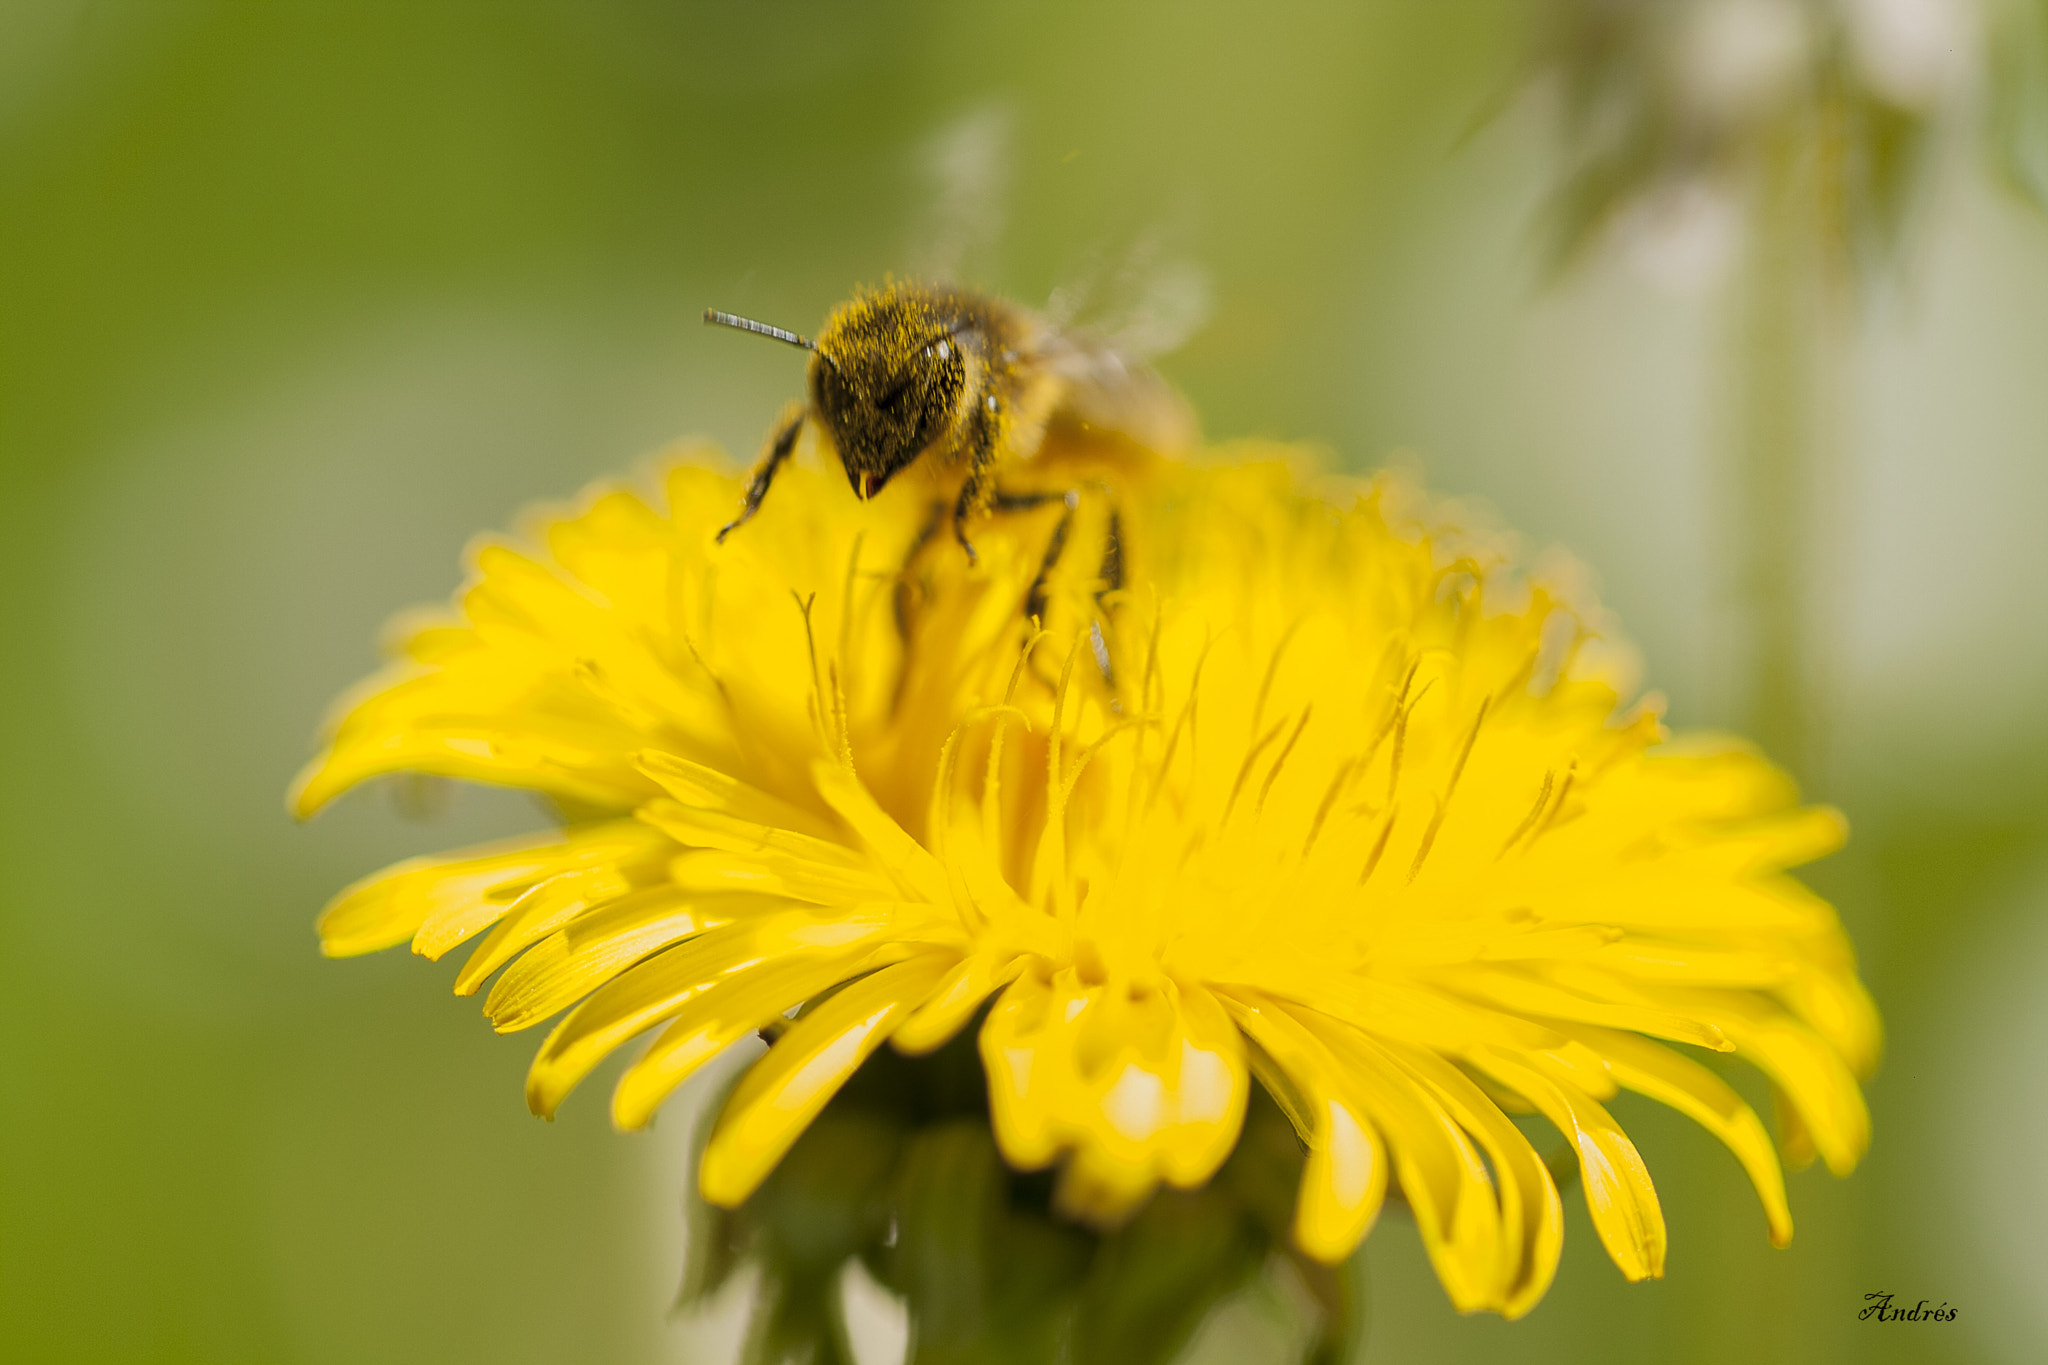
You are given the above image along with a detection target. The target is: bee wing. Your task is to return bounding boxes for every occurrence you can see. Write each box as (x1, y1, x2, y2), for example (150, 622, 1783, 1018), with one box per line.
(1043, 227, 1212, 361)
(1038, 328, 1200, 456)
(1038, 229, 1209, 455)
(907, 100, 1015, 285)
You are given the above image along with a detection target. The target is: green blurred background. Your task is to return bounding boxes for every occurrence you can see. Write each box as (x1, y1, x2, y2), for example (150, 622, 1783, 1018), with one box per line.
(4, 2, 2046, 1361)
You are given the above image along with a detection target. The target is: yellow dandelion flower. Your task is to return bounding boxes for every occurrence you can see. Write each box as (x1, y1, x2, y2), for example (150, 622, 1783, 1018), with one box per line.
(293, 443, 1878, 1318)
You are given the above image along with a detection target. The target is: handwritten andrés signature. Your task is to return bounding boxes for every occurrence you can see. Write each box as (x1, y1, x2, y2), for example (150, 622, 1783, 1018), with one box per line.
(1861, 1293, 1957, 1323)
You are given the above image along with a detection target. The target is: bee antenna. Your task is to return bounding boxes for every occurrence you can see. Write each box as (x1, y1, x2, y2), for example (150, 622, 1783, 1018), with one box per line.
(703, 309, 815, 352)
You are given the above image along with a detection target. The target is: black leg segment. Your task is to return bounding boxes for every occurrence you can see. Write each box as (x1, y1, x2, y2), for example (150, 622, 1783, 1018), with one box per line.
(1024, 494, 1078, 626)
(717, 409, 805, 543)
(1098, 508, 1124, 599)
(951, 467, 986, 565)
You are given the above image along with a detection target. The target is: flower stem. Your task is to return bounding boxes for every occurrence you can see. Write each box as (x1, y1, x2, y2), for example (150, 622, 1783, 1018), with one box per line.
(1729, 110, 1848, 786)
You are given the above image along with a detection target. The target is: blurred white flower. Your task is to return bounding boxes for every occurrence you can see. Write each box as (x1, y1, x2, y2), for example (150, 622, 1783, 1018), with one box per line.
(1840, 0, 1977, 107)
(1612, 175, 1747, 293)
(1675, 0, 1813, 126)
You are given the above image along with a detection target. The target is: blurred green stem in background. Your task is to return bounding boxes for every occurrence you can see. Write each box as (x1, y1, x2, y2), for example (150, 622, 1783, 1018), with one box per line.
(1527, 0, 1952, 785)
(1732, 103, 1845, 781)
(1521, 5, 1968, 1356)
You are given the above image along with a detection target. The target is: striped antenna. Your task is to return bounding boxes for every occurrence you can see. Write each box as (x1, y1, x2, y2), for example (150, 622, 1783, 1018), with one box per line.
(703, 309, 814, 351)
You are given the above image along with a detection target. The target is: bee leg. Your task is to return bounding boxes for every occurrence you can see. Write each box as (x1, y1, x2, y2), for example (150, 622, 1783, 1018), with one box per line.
(887, 501, 947, 718)
(1096, 508, 1124, 601)
(951, 395, 1015, 564)
(989, 488, 1064, 514)
(1087, 508, 1124, 692)
(1014, 490, 1125, 699)
(1024, 490, 1081, 625)
(991, 483, 1069, 617)
(716, 408, 804, 543)
(983, 476, 1121, 691)
(951, 467, 988, 566)
(894, 501, 945, 644)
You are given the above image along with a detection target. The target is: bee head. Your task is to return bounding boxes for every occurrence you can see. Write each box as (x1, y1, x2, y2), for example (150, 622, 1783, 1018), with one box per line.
(809, 288, 969, 500)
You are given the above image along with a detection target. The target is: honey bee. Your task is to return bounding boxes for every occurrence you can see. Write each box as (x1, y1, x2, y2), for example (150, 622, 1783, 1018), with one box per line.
(703, 280, 1195, 566)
